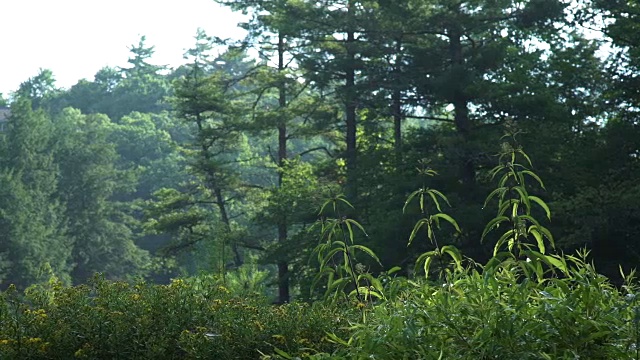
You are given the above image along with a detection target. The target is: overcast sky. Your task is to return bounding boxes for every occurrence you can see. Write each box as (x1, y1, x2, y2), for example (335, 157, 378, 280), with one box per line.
(0, 0, 246, 97)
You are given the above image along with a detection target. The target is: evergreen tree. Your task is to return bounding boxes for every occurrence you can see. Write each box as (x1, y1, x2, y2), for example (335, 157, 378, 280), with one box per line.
(0, 98, 72, 288)
(52, 108, 150, 283)
(145, 36, 252, 276)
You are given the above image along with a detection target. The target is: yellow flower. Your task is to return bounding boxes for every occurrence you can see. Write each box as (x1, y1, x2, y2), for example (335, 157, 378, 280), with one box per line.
(27, 337, 42, 343)
(356, 302, 366, 309)
(75, 343, 92, 358)
(170, 278, 186, 289)
(131, 293, 141, 301)
(0, 339, 12, 346)
(217, 285, 230, 294)
(33, 309, 47, 320)
(271, 334, 286, 344)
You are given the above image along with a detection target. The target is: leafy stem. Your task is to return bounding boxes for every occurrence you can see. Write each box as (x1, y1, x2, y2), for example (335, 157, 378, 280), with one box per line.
(404, 161, 462, 279)
(312, 195, 382, 308)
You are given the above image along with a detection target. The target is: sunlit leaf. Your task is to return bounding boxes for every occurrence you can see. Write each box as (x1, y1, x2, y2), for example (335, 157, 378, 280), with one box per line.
(431, 213, 461, 233)
(403, 189, 421, 213)
(513, 186, 530, 212)
(483, 187, 507, 209)
(529, 195, 551, 220)
(481, 215, 510, 241)
(427, 190, 442, 212)
(408, 219, 428, 246)
(441, 245, 463, 270)
(351, 244, 382, 265)
(521, 170, 545, 189)
(494, 230, 515, 256)
(529, 227, 546, 254)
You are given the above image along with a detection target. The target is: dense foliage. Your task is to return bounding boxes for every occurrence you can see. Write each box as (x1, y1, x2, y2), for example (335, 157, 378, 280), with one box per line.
(2, 0, 640, 356)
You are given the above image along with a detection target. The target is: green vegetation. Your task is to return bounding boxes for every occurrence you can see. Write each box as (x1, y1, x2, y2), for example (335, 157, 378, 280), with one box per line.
(2, 142, 640, 359)
(2, 0, 640, 358)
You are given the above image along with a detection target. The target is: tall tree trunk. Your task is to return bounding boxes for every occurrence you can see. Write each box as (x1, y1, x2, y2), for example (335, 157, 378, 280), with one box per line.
(213, 186, 241, 267)
(345, 0, 358, 200)
(277, 32, 290, 304)
(392, 39, 403, 162)
(195, 113, 242, 278)
(448, 29, 475, 188)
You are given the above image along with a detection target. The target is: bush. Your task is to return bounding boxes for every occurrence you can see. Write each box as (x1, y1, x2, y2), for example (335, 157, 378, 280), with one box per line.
(0, 274, 355, 359)
(316, 257, 640, 360)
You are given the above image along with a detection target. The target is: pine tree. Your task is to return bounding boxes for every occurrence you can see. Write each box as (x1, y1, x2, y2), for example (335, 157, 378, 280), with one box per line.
(0, 98, 72, 288)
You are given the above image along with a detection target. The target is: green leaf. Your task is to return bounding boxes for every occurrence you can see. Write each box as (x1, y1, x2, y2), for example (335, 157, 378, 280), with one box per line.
(422, 256, 434, 277)
(584, 330, 611, 343)
(430, 189, 451, 205)
(318, 200, 330, 215)
(517, 149, 533, 167)
(364, 274, 384, 294)
(415, 251, 436, 276)
(350, 286, 384, 300)
(519, 214, 541, 227)
(529, 195, 551, 220)
(431, 213, 461, 233)
(337, 195, 355, 209)
(483, 187, 507, 209)
(427, 190, 442, 212)
(408, 219, 428, 246)
(344, 220, 355, 243)
(429, 188, 452, 207)
(513, 186, 530, 212)
(494, 229, 515, 256)
(311, 267, 334, 295)
(273, 347, 294, 359)
(489, 164, 504, 180)
(498, 198, 519, 217)
(498, 172, 512, 188)
(345, 218, 368, 237)
(320, 247, 344, 268)
(441, 245, 463, 270)
(535, 225, 555, 249)
(529, 227, 546, 254)
(481, 215, 510, 241)
(544, 254, 568, 275)
(327, 277, 350, 293)
(351, 244, 382, 265)
(521, 170, 545, 189)
(386, 266, 402, 275)
(403, 189, 421, 213)
(516, 170, 526, 187)
(325, 332, 350, 346)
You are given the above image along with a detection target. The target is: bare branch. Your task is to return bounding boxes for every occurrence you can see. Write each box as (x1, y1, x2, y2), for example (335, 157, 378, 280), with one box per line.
(296, 146, 334, 158)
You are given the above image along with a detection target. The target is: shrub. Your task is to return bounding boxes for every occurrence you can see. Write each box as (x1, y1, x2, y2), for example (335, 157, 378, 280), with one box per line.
(0, 274, 354, 359)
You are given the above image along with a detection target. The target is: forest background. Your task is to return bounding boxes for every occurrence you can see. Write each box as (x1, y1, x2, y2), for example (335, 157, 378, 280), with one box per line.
(1, 0, 639, 305)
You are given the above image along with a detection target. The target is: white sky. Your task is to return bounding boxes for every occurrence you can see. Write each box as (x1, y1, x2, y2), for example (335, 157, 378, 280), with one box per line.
(0, 0, 246, 97)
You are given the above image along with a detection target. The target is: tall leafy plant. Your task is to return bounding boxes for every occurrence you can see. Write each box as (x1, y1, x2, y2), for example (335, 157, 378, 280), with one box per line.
(312, 195, 383, 306)
(481, 131, 564, 280)
(403, 160, 462, 279)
